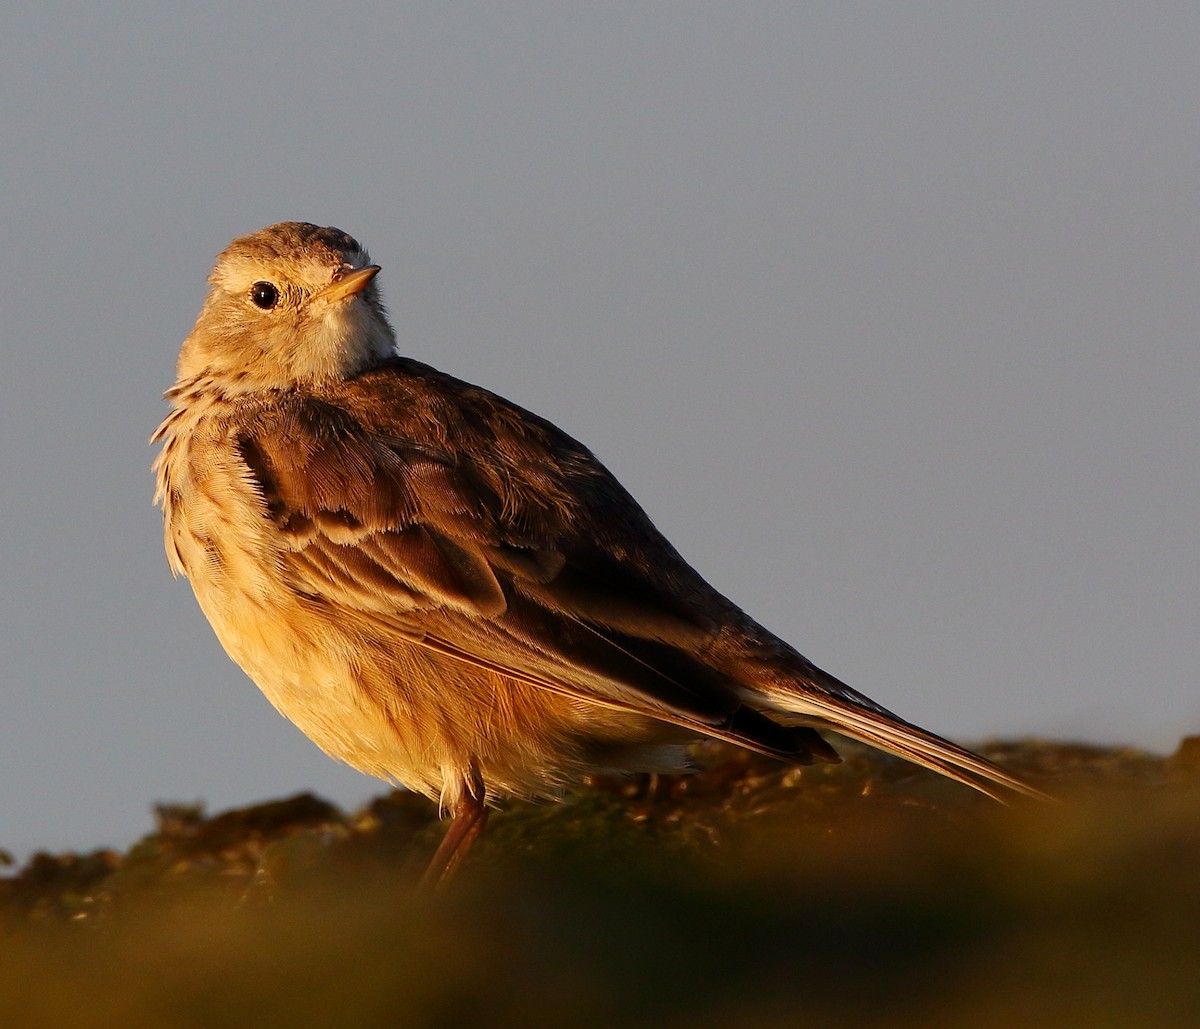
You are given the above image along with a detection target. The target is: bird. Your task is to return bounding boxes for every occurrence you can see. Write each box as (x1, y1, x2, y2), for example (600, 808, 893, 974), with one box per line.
(153, 222, 1044, 884)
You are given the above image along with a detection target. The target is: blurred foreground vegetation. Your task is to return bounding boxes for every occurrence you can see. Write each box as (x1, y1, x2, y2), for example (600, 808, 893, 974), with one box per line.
(3, 737, 1198, 1028)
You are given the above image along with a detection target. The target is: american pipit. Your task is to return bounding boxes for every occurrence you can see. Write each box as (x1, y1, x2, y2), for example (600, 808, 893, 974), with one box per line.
(153, 222, 1043, 883)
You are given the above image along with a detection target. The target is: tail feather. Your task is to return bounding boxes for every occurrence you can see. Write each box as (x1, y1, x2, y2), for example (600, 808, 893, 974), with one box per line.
(756, 687, 1049, 803)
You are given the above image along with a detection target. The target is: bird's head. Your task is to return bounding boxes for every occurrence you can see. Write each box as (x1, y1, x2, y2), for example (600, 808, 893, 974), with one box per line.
(176, 222, 396, 388)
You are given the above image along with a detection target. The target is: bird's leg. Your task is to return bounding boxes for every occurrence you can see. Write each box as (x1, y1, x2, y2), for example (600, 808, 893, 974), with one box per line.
(420, 790, 490, 888)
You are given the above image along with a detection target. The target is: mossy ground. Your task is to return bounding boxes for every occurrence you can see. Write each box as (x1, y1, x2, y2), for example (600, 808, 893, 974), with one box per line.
(3, 738, 1198, 1028)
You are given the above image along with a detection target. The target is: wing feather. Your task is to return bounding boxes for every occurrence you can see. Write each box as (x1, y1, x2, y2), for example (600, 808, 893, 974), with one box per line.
(230, 377, 760, 740)
(211, 359, 1036, 798)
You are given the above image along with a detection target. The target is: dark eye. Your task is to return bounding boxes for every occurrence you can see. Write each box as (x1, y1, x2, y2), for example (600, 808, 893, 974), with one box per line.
(249, 281, 279, 309)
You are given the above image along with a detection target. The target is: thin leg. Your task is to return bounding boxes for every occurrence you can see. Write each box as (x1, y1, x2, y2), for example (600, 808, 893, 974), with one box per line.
(420, 792, 490, 889)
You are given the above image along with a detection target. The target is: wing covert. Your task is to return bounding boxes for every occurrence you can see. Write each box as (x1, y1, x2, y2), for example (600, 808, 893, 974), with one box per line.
(229, 377, 758, 737)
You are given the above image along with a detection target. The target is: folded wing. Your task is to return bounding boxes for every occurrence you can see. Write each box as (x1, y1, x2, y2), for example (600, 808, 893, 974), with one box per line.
(231, 374, 837, 765)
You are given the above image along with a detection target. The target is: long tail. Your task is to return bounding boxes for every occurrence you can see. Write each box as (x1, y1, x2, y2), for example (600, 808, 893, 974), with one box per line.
(752, 677, 1050, 803)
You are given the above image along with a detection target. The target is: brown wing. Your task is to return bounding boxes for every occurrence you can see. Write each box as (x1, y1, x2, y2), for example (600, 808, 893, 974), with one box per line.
(229, 364, 832, 764)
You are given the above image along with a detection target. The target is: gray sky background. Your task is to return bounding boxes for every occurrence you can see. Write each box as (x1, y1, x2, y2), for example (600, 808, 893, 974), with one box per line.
(2, 4, 1197, 863)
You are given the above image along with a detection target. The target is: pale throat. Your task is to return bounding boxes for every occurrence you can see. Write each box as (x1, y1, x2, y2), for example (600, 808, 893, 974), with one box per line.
(298, 302, 397, 380)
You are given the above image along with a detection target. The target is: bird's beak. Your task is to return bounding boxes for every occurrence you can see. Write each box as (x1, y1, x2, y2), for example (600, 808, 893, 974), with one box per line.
(315, 265, 381, 303)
